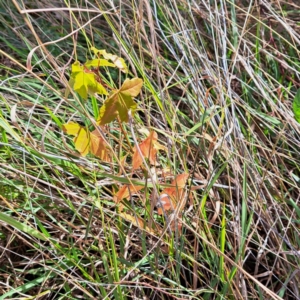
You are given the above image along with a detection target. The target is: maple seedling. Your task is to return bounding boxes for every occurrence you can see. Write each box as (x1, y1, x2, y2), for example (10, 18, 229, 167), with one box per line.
(62, 47, 187, 233)
(63, 48, 143, 159)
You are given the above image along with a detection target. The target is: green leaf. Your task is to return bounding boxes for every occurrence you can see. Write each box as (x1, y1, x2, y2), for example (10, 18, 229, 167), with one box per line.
(0, 116, 22, 143)
(292, 89, 300, 123)
(69, 61, 108, 99)
(254, 111, 282, 126)
(0, 272, 54, 300)
(0, 212, 47, 241)
(43, 105, 62, 128)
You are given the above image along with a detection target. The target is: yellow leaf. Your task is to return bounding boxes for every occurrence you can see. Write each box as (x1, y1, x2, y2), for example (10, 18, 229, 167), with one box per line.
(116, 92, 137, 122)
(73, 127, 89, 157)
(85, 59, 115, 68)
(97, 89, 138, 125)
(103, 54, 127, 73)
(91, 47, 128, 73)
(62, 122, 81, 136)
(153, 142, 167, 152)
(89, 80, 108, 96)
(97, 78, 143, 125)
(71, 61, 82, 73)
(97, 92, 119, 125)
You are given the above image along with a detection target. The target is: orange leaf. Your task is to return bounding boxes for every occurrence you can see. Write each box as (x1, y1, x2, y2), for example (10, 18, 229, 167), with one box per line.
(132, 150, 143, 170)
(169, 219, 183, 233)
(132, 131, 166, 170)
(171, 173, 189, 188)
(157, 194, 174, 214)
(114, 184, 144, 203)
(157, 173, 189, 215)
(90, 129, 110, 161)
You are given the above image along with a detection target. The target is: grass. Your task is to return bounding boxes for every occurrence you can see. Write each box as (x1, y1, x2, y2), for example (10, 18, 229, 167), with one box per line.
(0, 0, 300, 299)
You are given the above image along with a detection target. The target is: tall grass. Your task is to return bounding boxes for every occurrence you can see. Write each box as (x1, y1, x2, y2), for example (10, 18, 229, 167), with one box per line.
(0, 0, 300, 299)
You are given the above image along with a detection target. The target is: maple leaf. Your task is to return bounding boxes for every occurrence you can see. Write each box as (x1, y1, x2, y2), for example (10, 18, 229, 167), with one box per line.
(97, 91, 136, 125)
(114, 184, 144, 203)
(91, 47, 128, 73)
(119, 78, 143, 97)
(132, 131, 167, 170)
(97, 78, 143, 125)
(62, 122, 110, 160)
(69, 61, 108, 99)
(85, 59, 115, 68)
(157, 173, 189, 215)
(62, 122, 81, 136)
(62, 122, 89, 156)
(73, 126, 90, 157)
(89, 129, 110, 161)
